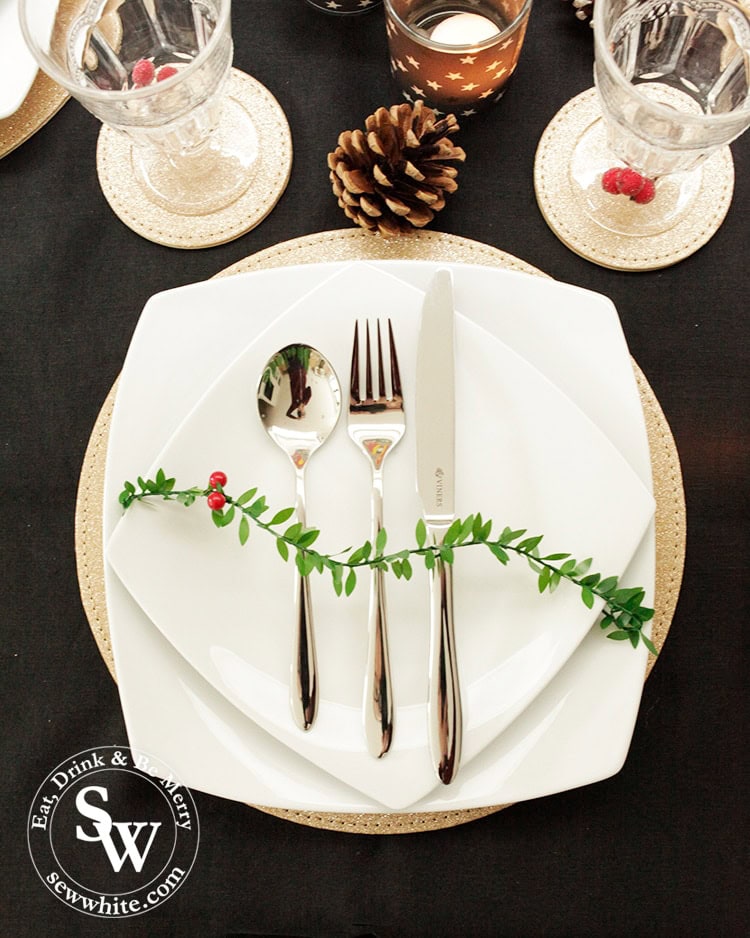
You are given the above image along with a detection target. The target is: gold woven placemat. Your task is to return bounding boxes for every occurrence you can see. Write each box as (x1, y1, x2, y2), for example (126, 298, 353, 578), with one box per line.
(75, 228, 685, 833)
(0, 69, 68, 159)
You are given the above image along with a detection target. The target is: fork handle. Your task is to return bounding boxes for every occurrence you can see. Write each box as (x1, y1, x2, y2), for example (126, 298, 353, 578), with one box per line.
(363, 481, 393, 758)
(427, 530, 462, 784)
(364, 564, 394, 757)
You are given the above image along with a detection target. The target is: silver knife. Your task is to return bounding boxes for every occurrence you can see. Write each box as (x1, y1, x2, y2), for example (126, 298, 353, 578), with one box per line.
(415, 269, 462, 785)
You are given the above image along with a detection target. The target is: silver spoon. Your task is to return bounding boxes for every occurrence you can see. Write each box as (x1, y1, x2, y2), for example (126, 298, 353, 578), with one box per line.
(257, 344, 342, 731)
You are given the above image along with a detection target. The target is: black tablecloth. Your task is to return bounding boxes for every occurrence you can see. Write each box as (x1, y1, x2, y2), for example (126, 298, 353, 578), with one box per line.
(2, 2, 748, 935)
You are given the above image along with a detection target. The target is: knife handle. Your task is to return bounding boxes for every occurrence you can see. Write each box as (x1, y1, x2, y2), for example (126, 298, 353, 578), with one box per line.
(427, 541, 462, 784)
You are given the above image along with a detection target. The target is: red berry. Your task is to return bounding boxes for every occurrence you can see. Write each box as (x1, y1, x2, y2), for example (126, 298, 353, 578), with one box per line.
(632, 177, 656, 204)
(601, 167, 623, 194)
(207, 491, 226, 511)
(157, 65, 178, 82)
(617, 168, 646, 197)
(209, 471, 227, 489)
(131, 59, 155, 87)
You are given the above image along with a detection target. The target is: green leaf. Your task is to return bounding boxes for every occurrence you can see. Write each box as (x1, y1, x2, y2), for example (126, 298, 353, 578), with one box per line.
(276, 538, 289, 562)
(538, 566, 551, 593)
(580, 573, 601, 588)
(424, 550, 436, 571)
(402, 558, 413, 581)
(573, 557, 593, 577)
(479, 519, 493, 541)
(332, 564, 343, 596)
(375, 527, 388, 555)
(472, 513, 484, 540)
(598, 576, 619, 596)
(439, 545, 454, 564)
(541, 552, 571, 562)
(457, 515, 475, 544)
(416, 518, 427, 549)
(640, 633, 658, 656)
(499, 526, 526, 546)
(392, 560, 403, 579)
(488, 544, 509, 565)
(559, 558, 577, 575)
(220, 505, 236, 527)
(269, 506, 295, 526)
(236, 488, 257, 506)
(581, 587, 595, 609)
(284, 522, 303, 542)
(296, 529, 320, 549)
(248, 497, 268, 518)
(211, 509, 224, 528)
(606, 630, 631, 641)
(344, 568, 357, 596)
(238, 515, 250, 546)
(517, 534, 543, 552)
(296, 551, 315, 577)
(443, 518, 462, 547)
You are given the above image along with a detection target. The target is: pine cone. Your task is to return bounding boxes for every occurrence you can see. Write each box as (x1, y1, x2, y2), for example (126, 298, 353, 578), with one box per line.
(327, 101, 466, 238)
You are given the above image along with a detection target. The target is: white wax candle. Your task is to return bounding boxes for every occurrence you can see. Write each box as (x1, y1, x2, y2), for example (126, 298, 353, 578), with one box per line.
(430, 12, 500, 45)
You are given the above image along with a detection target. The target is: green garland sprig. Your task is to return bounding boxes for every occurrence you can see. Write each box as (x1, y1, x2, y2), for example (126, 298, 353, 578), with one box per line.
(119, 470, 657, 655)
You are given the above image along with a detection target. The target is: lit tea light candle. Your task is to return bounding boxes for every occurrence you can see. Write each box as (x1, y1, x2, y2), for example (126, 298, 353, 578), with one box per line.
(430, 12, 500, 45)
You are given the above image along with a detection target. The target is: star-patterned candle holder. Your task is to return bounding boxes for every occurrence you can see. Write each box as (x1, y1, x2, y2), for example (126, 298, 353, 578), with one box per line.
(306, 0, 383, 13)
(384, 0, 533, 116)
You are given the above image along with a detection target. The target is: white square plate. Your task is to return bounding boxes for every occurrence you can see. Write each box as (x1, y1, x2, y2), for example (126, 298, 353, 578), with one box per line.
(103, 260, 655, 813)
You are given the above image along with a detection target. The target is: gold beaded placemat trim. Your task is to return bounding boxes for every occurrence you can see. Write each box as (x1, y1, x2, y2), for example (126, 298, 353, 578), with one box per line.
(95, 69, 292, 249)
(0, 70, 68, 159)
(534, 87, 734, 271)
(75, 228, 685, 834)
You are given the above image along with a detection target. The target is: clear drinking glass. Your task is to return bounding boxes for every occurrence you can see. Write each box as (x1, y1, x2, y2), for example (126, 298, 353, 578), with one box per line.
(19, 0, 258, 216)
(571, 0, 750, 235)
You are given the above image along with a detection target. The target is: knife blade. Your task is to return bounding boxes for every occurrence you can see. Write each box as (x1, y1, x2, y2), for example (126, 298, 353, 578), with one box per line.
(415, 269, 462, 785)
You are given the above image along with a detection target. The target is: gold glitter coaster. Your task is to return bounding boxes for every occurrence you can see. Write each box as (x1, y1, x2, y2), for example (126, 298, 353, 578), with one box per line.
(95, 69, 292, 249)
(534, 88, 734, 271)
(75, 229, 685, 834)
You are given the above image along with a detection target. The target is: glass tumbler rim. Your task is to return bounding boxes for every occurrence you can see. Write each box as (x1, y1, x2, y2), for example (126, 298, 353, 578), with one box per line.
(17, 0, 233, 104)
(593, 0, 750, 131)
(383, 0, 534, 53)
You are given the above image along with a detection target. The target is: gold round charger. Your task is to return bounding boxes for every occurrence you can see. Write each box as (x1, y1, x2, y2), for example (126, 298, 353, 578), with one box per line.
(95, 70, 293, 249)
(0, 69, 68, 160)
(534, 88, 734, 271)
(75, 228, 685, 834)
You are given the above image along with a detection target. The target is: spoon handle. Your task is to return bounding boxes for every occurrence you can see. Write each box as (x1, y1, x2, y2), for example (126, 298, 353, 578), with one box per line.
(291, 471, 317, 731)
(291, 569, 317, 731)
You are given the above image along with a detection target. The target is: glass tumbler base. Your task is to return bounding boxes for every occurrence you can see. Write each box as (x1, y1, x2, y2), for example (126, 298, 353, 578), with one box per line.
(570, 117, 702, 237)
(533, 88, 734, 271)
(133, 96, 259, 217)
(95, 70, 293, 249)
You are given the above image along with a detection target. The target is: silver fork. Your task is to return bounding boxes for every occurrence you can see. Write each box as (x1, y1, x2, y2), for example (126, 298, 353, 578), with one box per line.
(348, 320, 405, 758)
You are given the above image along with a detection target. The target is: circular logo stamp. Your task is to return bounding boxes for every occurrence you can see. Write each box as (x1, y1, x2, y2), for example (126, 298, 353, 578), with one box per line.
(27, 746, 199, 918)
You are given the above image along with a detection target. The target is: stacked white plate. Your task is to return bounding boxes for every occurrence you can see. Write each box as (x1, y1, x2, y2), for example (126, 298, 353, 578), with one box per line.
(103, 261, 655, 813)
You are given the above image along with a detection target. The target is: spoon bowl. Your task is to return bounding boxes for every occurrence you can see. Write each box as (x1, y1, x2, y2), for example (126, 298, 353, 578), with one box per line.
(257, 344, 341, 730)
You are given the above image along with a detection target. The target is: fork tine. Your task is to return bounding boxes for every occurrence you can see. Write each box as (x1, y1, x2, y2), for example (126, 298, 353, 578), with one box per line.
(388, 319, 402, 398)
(350, 320, 360, 402)
(376, 320, 385, 399)
(365, 321, 373, 401)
